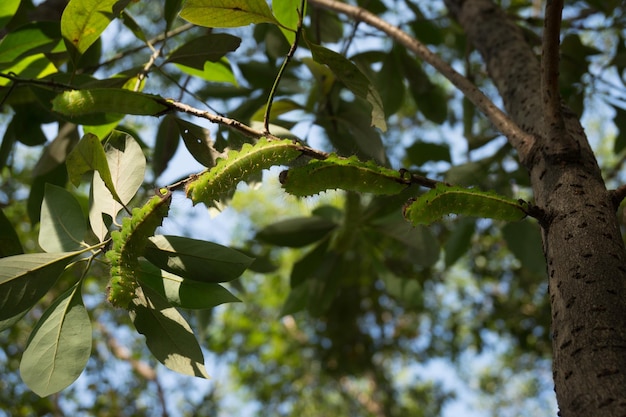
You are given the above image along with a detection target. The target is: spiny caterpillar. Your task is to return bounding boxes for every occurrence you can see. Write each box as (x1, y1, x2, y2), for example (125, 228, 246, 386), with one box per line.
(279, 155, 410, 196)
(106, 188, 172, 308)
(186, 138, 305, 207)
(403, 183, 527, 226)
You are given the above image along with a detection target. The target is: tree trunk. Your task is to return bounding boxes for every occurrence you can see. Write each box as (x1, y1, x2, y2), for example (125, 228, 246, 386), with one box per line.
(444, 0, 626, 416)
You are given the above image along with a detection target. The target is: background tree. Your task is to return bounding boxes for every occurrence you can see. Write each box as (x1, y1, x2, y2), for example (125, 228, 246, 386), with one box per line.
(0, 0, 625, 416)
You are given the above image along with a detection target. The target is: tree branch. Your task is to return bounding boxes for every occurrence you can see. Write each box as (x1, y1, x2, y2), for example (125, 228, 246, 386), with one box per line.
(541, 0, 566, 139)
(306, 0, 536, 160)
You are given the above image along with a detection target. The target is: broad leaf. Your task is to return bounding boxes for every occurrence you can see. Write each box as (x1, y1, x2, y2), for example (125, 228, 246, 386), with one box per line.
(272, 0, 300, 43)
(39, 184, 87, 252)
(503, 221, 546, 276)
(444, 218, 475, 266)
(20, 282, 91, 397)
(144, 235, 254, 283)
(0, 0, 19, 29)
(180, 0, 279, 28)
(308, 41, 387, 131)
(174, 118, 224, 167)
(0, 252, 79, 323)
(52, 89, 169, 117)
(0, 208, 23, 257)
(172, 60, 237, 85)
(66, 133, 123, 203)
(129, 285, 209, 378)
(166, 34, 241, 69)
(137, 260, 240, 309)
(61, 0, 131, 61)
(88, 132, 146, 239)
(0, 22, 63, 66)
(153, 115, 180, 178)
(256, 216, 338, 248)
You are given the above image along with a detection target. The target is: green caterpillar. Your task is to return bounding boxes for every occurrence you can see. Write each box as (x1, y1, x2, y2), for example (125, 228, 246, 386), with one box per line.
(279, 155, 410, 196)
(186, 138, 305, 207)
(403, 183, 527, 225)
(106, 188, 172, 308)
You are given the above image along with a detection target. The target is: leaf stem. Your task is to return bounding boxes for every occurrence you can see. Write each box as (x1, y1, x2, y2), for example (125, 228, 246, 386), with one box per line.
(264, 0, 306, 135)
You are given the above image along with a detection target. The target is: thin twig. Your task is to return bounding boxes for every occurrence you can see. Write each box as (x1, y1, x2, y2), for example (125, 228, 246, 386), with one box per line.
(542, 0, 565, 139)
(264, 0, 305, 134)
(134, 40, 162, 91)
(306, 0, 536, 158)
(82, 23, 195, 73)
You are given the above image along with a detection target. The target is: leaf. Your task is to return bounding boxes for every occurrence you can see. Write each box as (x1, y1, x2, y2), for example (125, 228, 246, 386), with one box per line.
(153, 115, 180, 178)
(180, 0, 280, 28)
(39, 184, 87, 252)
(20, 283, 91, 397)
(272, 0, 299, 43)
(144, 235, 254, 283)
(0, 22, 62, 66)
(61, 0, 131, 62)
(290, 238, 330, 288)
(0, 252, 79, 321)
(164, 0, 183, 30)
(52, 88, 169, 117)
(0, 0, 19, 29)
(173, 60, 237, 85)
(403, 184, 527, 226)
(129, 285, 209, 378)
(174, 118, 224, 167)
(503, 221, 546, 276)
(256, 216, 338, 247)
(166, 34, 241, 69)
(405, 141, 451, 166)
(444, 218, 475, 266)
(308, 41, 387, 131)
(613, 106, 626, 153)
(137, 260, 240, 309)
(0, 208, 23, 257)
(66, 133, 123, 203)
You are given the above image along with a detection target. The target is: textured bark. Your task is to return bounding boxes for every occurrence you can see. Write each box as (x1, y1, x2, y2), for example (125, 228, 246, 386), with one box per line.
(444, 1, 626, 416)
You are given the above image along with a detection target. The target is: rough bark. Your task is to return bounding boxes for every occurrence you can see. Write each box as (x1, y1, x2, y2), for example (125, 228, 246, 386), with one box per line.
(443, 0, 626, 416)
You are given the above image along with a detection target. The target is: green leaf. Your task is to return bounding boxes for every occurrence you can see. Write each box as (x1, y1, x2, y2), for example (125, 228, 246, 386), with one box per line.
(173, 60, 237, 85)
(39, 184, 87, 252)
(272, 0, 300, 43)
(52, 88, 169, 117)
(129, 285, 209, 378)
(20, 282, 91, 397)
(137, 260, 240, 309)
(180, 0, 280, 28)
(174, 118, 223, 167)
(613, 106, 626, 153)
(444, 218, 475, 266)
(0, 22, 63, 66)
(503, 221, 546, 276)
(61, 0, 130, 61)
(153, 115, 180, 178)
(166, 34, 241, 69)
(0, 252, 79, 321)
(144, 235, 254, 283)
(256, 216, 338, 248)
(0, 0, 19, 29)
(66, 133, 123, 203)
(0, 209, 23, 257)
(403, 184, 527, 226)
(164, 0, 183, 30)
(373, 215, 440, 268)
(405, 142, 451, 166)
(308, 41, 387, 131)
(290, 238, 330, 288)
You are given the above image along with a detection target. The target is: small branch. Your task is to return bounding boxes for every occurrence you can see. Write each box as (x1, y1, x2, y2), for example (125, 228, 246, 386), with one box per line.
(82, 23, 195, 73)
(542, 0, 565, 139)
(306, 0, 536, 158)
(610, 184, 626, 209)
(264, 0, 305, 134)
(134, 40, 163, 91)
